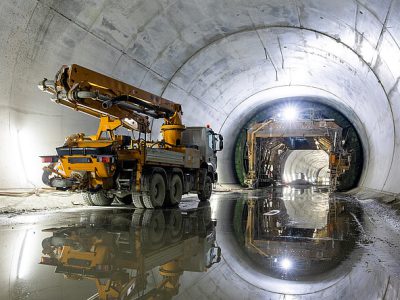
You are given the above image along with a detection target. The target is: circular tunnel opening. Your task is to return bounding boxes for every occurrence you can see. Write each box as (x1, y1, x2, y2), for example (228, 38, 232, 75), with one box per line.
(234, 98, 364, 191)
(281, 150, 330, 185)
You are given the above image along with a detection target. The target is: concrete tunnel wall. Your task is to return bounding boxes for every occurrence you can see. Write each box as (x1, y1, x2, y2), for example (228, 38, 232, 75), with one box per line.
(1, 0, 400, 194)
(282, 150, 330, 183)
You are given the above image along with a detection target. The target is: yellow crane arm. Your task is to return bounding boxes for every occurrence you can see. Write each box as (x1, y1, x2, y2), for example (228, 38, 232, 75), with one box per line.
(38, 64, 183, 133)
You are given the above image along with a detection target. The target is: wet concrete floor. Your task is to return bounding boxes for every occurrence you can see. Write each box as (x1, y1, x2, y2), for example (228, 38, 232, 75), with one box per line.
(1, 186, 400, 299)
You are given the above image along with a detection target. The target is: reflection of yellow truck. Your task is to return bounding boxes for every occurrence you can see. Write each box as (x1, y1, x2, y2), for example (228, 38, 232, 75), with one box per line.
(40, 206, 220, 300)
(39, 65, 223, 208)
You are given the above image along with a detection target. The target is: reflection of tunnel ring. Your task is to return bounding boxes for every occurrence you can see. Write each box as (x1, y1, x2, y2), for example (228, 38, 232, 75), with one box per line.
(216, 195, 362, 295)
(263, 210, 280, 216)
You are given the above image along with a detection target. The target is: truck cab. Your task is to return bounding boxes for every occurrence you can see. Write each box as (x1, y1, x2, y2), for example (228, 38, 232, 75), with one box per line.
(182, 127, 223, 181)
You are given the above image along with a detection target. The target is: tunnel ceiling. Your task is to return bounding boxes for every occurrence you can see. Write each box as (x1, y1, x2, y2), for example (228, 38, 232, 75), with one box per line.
(1, 0, 400, 193)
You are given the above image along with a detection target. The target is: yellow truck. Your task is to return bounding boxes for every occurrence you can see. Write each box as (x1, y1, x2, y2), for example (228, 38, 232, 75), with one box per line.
(38, 64, 223, 208)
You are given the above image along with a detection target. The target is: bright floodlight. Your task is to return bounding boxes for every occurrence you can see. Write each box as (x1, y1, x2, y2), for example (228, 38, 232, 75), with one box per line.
(280, 258, 292, 270)
(282, 106, 298, 121)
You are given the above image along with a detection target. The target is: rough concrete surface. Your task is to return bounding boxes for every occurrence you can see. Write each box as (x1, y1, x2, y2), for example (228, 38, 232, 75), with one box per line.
(1, 0, 400, 196)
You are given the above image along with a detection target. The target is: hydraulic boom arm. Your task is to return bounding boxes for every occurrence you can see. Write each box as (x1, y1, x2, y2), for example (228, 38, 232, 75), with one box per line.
(38, 64, 182, 133)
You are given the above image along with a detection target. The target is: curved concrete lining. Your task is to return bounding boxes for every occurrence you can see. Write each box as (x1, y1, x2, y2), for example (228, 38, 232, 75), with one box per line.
(217, 86, 369, 185)
(1, 0, 400, 196)
(282, 150, 329, 183)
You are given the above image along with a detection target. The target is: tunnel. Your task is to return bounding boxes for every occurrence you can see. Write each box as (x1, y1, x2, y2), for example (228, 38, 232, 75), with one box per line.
(2, 0, 400, 193)
(1, 0, 400, 299)
(233, 99, 363, 190)
(281, 150, 330, 184)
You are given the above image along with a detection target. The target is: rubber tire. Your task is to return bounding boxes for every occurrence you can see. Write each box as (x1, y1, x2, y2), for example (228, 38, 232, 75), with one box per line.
(198, 175, 212, 202)
(83, 191, 113, 206)
(132, 193, 144, 208)
(166, 174, 183, 206)
(166, 209, 183, 243)
(82, 193, 94, 205)
(132, 209, 144, 226)
(143, 173, 166, 208)
(115, 195, 133, 205)
(141, 210, 166, 249)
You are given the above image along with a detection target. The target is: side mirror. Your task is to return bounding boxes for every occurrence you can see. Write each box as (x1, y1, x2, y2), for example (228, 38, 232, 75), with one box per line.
(214, 134, 223, 152)
(218, 134, 223, 151)
(212, 132, 223, 152)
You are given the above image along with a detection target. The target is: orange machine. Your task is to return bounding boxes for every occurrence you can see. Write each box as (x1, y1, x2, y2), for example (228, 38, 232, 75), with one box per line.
(39, 64, 223, 208)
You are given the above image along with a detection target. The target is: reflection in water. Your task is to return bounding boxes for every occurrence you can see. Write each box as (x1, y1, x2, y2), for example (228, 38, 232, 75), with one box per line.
(243, 187, 360, 280)
(4, 191, 400, 299)
(39, 204, 220, 300)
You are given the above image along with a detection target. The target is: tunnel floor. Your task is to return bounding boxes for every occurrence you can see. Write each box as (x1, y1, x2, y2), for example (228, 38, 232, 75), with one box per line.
(1, 188, 400, 299)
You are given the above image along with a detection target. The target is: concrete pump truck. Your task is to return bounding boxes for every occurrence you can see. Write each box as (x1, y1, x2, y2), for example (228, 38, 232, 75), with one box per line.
(38, 64, 223, 208)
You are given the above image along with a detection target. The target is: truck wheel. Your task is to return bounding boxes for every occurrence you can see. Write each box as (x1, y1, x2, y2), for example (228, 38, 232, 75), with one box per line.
(141, 210, 166, 249)
(132, 209, 144, 226)
(166, 209, 183, 243)
(198, 175, 212, 202)
(83, 191, 113, 206)
(132, 193, 144, 208)
(166, 174, 183, 206)
(143, 173, 165, 208)
(82, 193, 94, 205)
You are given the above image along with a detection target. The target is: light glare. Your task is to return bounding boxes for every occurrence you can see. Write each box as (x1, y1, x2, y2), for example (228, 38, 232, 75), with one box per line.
(282, 106, 298, 121)
(280, 258, 292, 270)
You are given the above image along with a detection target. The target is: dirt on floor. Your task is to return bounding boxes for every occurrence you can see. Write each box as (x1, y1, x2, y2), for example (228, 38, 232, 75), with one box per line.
(0, 185, 243, 215)
(0, 189, 85, 215)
